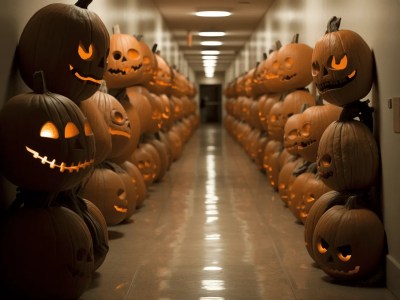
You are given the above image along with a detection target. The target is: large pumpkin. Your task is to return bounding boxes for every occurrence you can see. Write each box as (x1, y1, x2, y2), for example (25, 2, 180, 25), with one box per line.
(316, 119, 379, 191)
(311, 17, 373, 106)
(18, 0, 109, 103)
(312, 196, 385, 280)
(103, 25, 144, 89)
(0, 205, 93, 300)
(0, 72, 95, 192)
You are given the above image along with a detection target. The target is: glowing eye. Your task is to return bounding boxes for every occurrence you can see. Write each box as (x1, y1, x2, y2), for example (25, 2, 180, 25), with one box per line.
(78, 42, 94, 60)
(143, 56, 150, 64)
(278, 183, 285, 190)
(65, 122, 80, 138)
(337, 245, 352, 262)
(317, 238, 329, 254)
(111, 110, 125, 125)
(272, 61, 279, 69)
(284, 57, 293, 69)
(40, 122, 59, 139)
(320, 154, 332, 168)
(270, 115, 277, 123)
(288, 129, 298, 140)
(311, 61, 320, 76)
(301, 123, 311, 137)
(306, 194, 315, 203)
(329, 54, 348, 70)
(117, 189, 126, 201)
(84, 120, 93, 136)
(127, 49, 140, 59)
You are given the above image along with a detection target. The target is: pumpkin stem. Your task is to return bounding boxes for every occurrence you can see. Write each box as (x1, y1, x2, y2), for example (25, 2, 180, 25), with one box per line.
(339, 99, 374, 131)
(263, 52, 268, 60)
(152, 43, 158, 53)
(293, 160, 313, 177)
(75, 0, 92, 9)
(315, 95, 324, 106)
(135, 34, 143, 41)
(32, 70, 48, 94)
(291, 33, 299, 43)
(326, 16, 341, 33)
(113, 24, 121, 34)
(275, 40, 282, 50)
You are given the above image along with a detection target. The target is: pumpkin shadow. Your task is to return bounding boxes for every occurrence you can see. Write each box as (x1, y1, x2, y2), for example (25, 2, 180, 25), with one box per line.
(86, 271, 102, 290)
(107, 230, 125, 240)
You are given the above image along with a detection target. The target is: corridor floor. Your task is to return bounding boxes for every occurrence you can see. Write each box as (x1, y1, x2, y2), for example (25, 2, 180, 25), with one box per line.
(81, 124, 396, 300)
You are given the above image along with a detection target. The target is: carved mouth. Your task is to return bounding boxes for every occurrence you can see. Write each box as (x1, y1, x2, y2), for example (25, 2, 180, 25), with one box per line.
(325, 265, 360, 276)
(108, 63, 143, 75)
(285, 143, 298, 152)
(266, 73, 279, 80)
(298, 139, 316, 149)
(114, 205, 128, 213)
(280, 73, 296, 81)
(69, 65, 102, 85)
(319, 170, 333, 179)
(108, 128, 131, 138)
(316, 70, 357, 93)
(26, 146, 94, 173)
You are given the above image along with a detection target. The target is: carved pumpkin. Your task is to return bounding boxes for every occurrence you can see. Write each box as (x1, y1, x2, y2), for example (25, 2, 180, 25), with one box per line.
(317, 120, 379, 191)
(138, 38, 158, 85)
(145, 52, 172, 95)
(281, 90, 315, 127)
(277, 34, 313, 91)
(120, 161, 147, 208)
(278, 157, 303, 205)
(103, 25, 144, 89)
(304, 190, 349, 261)
(261, 42, 284, 94)
(18, 0, 109, 103)
(131, 144, 158, 187)
(0, 71, 95, 192)
(311, 17, 373, 106)
(124, 87, 153, 134)
(313, 196, 385, 280)
(297, 104, 342, 162)
(0, 206, 93, 300)
(83, 168, 128, 225)
(283, 113, 303, 156)
(267, 101, 284, 142)
(146, 137, 170, 181)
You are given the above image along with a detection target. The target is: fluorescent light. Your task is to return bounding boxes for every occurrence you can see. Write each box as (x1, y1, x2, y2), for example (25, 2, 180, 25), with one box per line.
(195, 11, 231, 17)
(202, 55, 218, 60)
(201, 50, 220, 55)
(201, 41, 223, 46)
(199, 31, 226, 37)
(203, 60, 217, 66)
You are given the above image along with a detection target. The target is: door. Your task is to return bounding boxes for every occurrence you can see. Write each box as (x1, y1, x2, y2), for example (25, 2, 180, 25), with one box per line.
(199, 84, 222, 123)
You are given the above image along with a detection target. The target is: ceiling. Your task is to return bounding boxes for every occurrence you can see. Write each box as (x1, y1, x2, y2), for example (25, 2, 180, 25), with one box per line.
(152, 0, 273, 76)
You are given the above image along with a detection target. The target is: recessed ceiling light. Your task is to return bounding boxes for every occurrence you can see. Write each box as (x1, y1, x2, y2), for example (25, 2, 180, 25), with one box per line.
(195, 11, 231, 17)
(202, 55, 218, 60)
(201, 50, 220, 55)
(199, 31, 226, 37)
(201, 41, 223, 46)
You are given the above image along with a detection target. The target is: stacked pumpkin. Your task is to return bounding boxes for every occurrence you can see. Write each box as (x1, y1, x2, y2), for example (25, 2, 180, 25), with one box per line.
(304, 16, 385, 282)
(0, 1, 110, 299)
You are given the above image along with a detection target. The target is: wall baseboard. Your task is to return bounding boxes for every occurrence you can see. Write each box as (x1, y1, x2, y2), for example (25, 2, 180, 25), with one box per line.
(387, 255, 400, 299)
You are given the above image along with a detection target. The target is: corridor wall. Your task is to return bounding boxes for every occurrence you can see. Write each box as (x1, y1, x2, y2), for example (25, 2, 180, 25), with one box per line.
(225, 0, 400, 297)
(0, 0, 193, 205)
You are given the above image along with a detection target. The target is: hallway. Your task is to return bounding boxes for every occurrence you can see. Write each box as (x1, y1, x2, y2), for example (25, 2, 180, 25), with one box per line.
(81, 125, 395, 300)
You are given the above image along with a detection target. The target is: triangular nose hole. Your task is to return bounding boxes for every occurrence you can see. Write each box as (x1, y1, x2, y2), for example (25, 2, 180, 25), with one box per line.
(122, 56, 127, 62)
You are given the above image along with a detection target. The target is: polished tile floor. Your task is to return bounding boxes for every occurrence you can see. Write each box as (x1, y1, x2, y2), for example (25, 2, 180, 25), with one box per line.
(81, 124, 396, 300)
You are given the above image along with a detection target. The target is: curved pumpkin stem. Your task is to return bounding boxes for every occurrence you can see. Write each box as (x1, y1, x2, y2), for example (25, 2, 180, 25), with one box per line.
(113, 24, 121, 34)
(152, 43, 158, 53)
(291, 33, 299, 44)
(75, 0, 92, 9)
(339, 100, 374, 131)
(32, 70, 47, 94)
(326, 16, 341, 33)
(263, 52, 267, 60)
(293, 160, 313, 177)
(275, 40, 282, 50)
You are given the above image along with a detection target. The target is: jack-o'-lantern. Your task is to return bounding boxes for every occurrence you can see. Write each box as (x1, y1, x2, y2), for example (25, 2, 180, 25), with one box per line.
(103, 25, 144, 89)
(281, 90, 315, 126)
(0, 71, 95, 192)
(89, 90, 136, 163)
(120, 161, 147, 208)
(131, 144, 158, 187)
(261, 42, 284, 94)
(83, 168, 128, 226)
(283, 113, 302, 156)
(316, 119, 379, 191)
(0, 205, 93, 300)
(313, 196, 385, 280)
(278, 158, 303, 205)
(277, 34, 313, 91)
(304, 190, 347, 261)
(260, 94, 280, 131)
(297, 104, 342, 162)
(311, 17, 373, 106)
(145, 52, 172, 95)
(18, 0, 109, 103)
(146, 137, 170, 181)
(159, 94, 173, 130)
(124, 87, 153, 134)
(137, 38, 158, 85)
(267, 101, 284, 142)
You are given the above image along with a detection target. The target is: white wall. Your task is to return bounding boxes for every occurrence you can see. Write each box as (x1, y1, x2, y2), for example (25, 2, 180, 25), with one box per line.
(225, 0, 400, 297)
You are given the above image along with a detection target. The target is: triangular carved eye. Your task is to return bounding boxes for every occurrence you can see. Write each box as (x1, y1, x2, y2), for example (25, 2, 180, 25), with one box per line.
(78, 42, 94, 60)
(40, 122, 59, 139)
(84, 120, 93, 136)
(65, 122, 79, 138)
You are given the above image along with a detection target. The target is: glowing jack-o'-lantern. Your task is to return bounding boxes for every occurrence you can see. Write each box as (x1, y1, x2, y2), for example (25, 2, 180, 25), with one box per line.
(120, 161, 147, 208)
(131, 144, 158, 187)
(297, 104, 342, 162)
(283, 113, 303, 156)
(316, 119, 379, 191)
(138, 39, 158, 85)
(267, 101, 284, 142)
(83, 168, 128, 226)
(277, 34, 313, 91)
(145, 52, 173, 95)
(0, 205, 94, 300)
(104, 25, 144, 89)
(0, 71, 95, 192)
(18, 0, 110, 103)
(281, 90, 315, 127)
(311, 17, 373, 106)
(313, 196, 385, 280)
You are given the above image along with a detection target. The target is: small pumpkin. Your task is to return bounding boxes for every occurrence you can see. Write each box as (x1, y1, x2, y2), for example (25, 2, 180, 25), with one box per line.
(0, 71, 95, 192)
(130, 143, 158, 187)
(120, 161, 147, 208)
(312, 196, 385, 280)
(18, 0, 110, 103)
(311, 17, 373, 106)
(267, 101, 284, 142)
(278, 158, 303, 205)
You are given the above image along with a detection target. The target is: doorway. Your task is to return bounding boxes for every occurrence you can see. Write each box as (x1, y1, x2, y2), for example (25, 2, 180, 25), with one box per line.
(199, 84, 222, 123)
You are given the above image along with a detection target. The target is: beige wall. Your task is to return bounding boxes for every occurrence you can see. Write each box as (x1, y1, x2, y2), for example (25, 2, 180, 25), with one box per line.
(226, 0, 400, 297)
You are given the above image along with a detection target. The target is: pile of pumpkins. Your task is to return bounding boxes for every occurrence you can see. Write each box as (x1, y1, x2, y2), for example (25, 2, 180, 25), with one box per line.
(0, 0, 199, 299)
(224, 16, 385, 284)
